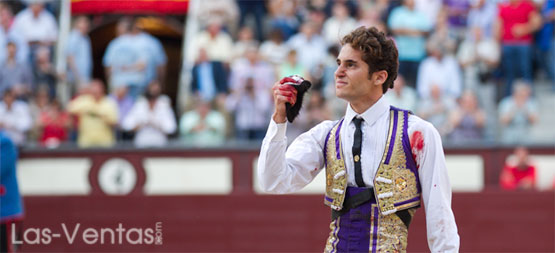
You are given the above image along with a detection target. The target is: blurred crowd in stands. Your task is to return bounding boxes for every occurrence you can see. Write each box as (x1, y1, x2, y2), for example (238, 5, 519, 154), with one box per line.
(0, 0, 553, 149)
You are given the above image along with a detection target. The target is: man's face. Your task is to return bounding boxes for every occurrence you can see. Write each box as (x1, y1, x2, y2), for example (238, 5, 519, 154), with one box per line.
(334, 44, 372, 102)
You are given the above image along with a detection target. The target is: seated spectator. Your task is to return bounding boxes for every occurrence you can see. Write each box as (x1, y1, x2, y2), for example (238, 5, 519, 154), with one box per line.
(122, 80, 176, 148)
(28, 86, 50, 140)
(446, 91, 486, 142)
(417, 37, 463, 99)
(259, 29, 289, 67)
(37, 100, 71, 148)
(498, 81, 538, 144)
(65, 16, 92, 92)
(191, 48, 228, 102)
(357, 3, 387, 32)
(322, 2, 358, 45)
(10, 2, 57, 64)
(180, 98, 226, 146)
(196, 0, 239, 33)
(267, 0, 299, 40)
(33, 46, 57, 100)
(68, 79, 118, 148)
(0, 4, 29, 65)
(192, 18, 234, 64)
(417, 84, 456, 136)
(500, 146, 536, 190)
(286, 21, 327, 77)
(233, 26, 258, 60)
(226, 77, 271, 140)
(108, 85, 135, 141)
(457, 26, 500, 90)
(0, 89, 32, 146)
(383, 74, 417, 112)
(0, 41, 32, 98)
(278, 50, 309, 80)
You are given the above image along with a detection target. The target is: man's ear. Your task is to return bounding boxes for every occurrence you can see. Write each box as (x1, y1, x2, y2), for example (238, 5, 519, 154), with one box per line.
(372, 70, 388, 86)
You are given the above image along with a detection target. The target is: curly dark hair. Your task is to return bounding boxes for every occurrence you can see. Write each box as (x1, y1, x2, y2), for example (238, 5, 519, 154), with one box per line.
(340, 26, 399, 94)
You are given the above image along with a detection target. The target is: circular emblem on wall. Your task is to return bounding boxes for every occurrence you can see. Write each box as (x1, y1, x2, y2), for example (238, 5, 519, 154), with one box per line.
(98, 158, 137, 195)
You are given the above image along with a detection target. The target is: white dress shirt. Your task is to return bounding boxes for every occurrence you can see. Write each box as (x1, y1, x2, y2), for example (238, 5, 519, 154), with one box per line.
(258, 96, 459, 252)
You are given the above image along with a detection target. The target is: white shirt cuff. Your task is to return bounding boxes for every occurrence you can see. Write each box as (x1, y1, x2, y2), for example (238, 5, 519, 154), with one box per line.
(268, 119, 287, 142)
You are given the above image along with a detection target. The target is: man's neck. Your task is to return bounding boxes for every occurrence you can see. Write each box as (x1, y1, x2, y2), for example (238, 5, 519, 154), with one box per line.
(349, 94, 382, 114)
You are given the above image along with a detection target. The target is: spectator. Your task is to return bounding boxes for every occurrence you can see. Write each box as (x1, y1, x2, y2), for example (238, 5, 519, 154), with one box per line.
(192, 19, 234, 64)
(10, 2, 57, 63)
(259, 29, 289, 67)
(191, 48, 228, 102)
(122, 80, 177, 148)
(132, 19, 167, 85)
(534, 0, 555, 84)
(0, 4, 29, 65)
(278, 50, 309, 80)
(417, 84, 457, 136)
(496, 0, 542, 96)
(498, 81, 538, 144)
(384, 74, 417, 112)
(457, 0, 501, 91)
(68, 79, 118, 148)
(0, 89, 32, 146)
(305, 90, 332, 127)
(286, 21, 327, 77)
(444, 0, 472, 39)
(500, 146, 536, 190)
(414, 0, 443, 27)
(226, 77, 271, 140)
(322, 2, 358, 45)
(237, 0, 266, 41)
(196, 0, 239, 33)
(446, 91, 486, 142)
(357, 4, 387, 32)
(267, 0, 300, 41)
(65, 16, 92, 92)
(228, 45, 274, 111)
(388, 0, 433, 87)
(108, 85, 135, 141)
(233, 26, 258, 60)
(417, 37, 463, 100)
(0, 41, 32, 98)
(103, 17, 148, 99)
(37, 100, 71, 148)
(33, 46, 57, 100)
(28, 86, 50, 140)
(180, 98, 226, 146)
(428, 9, 457, 55)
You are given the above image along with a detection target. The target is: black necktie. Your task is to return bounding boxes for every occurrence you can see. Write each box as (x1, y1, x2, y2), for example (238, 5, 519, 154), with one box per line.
(352, 117, 365, 187)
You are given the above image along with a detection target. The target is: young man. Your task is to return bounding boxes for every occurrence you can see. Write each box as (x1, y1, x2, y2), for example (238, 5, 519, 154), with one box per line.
(258, 27, 459, 252)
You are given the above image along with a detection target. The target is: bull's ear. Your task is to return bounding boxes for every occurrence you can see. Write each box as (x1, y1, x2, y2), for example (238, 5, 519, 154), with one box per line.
(285, 80, 312, 123)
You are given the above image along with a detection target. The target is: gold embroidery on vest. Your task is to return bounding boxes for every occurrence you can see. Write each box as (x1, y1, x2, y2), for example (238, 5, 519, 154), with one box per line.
(324, 120, 347, 210)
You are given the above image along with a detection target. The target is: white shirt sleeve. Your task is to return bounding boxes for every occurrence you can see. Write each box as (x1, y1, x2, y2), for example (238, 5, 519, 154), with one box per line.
(409, 117, 460, 252)
(257, 119, 335, 194)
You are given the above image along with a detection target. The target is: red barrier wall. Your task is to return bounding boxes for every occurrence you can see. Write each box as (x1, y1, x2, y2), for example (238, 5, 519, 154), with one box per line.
(16, 147, 555, 252)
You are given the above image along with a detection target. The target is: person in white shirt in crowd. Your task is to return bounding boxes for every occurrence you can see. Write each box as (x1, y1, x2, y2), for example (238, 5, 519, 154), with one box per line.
(192, 18, 234, 65)
(65, 16, 92, 92)
(10, 2, 57, 64)
(0, 89, 32, 146)
(498, 81, 538, 144)
(417, 84, 457, 136)
(286, 21, 327, 77)
(322, 2, 358, 45)
(103, 17, 148, 99)
(417, 36, 463, 100)
(0, 4, 29, 65)
(259, 29, 290, 68)
(383, 74, 417, 112)
(180, 97, 226, 146)
(258, 27, 459, 252)
(122, 80, 176, 148)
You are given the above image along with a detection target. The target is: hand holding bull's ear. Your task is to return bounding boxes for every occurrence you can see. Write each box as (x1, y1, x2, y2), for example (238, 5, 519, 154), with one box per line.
(279, 75, 312, 123)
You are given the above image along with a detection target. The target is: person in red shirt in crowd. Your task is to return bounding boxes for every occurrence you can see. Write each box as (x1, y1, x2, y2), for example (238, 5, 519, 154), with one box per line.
(500, 146, 537, 190)
(37, 99, 71, 148)
(496, 0, 542, 97)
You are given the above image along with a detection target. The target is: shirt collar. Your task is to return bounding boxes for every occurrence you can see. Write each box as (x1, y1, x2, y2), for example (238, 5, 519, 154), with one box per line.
(344, 96, 390, 128)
